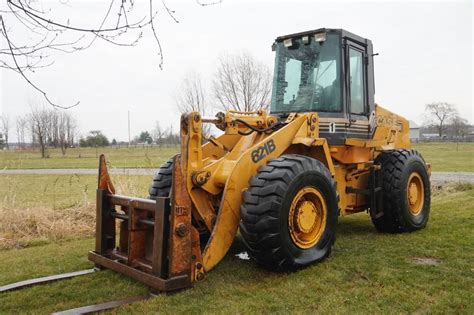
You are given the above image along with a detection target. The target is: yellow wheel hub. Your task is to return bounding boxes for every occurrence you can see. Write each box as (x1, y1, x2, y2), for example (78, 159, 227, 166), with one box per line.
(296, 201, 318, 233)
(407, 172, 424, 215)
(288, 187, 327, 249)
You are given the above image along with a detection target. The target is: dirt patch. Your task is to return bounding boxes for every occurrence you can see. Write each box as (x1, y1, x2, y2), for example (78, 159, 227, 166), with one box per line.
(410, 256, 442, 266)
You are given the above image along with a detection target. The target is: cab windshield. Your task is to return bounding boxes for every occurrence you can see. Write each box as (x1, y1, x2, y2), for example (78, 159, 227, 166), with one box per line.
(270, 33, 342, 113)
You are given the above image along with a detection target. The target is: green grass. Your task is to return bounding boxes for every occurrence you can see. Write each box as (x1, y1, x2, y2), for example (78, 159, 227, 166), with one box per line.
(0, 146, 178, 169)
(413, 142, 474, 172)
(0, 184, 473, 314)
(0, 142, 473, 172)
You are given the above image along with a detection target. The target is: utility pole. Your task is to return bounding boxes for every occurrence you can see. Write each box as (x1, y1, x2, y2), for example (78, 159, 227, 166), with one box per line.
(128, 110, 131, 147)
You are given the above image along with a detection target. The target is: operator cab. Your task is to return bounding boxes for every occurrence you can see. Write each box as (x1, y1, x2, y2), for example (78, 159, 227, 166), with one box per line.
(270, 28, 375, 144)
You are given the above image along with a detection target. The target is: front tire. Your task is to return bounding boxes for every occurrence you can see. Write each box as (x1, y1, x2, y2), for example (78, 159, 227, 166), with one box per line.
(372, 149, 431, 233)
(240, 155, 338, 271)
(148, 158, 174, 199)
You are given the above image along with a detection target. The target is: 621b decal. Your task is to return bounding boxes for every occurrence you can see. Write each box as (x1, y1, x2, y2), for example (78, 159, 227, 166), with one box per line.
(251, 139, 276, 163)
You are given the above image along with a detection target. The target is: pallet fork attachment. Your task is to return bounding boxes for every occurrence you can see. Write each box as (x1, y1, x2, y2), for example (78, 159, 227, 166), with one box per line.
(88, 154, 198, 293)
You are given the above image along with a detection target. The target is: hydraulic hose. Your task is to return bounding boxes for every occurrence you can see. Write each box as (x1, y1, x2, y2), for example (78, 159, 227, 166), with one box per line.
(234, 119, 286, 135)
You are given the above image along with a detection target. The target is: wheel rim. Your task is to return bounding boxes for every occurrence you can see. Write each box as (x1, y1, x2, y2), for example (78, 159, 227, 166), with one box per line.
(288, 187, 327, 249)
(406, 172, 424, 215)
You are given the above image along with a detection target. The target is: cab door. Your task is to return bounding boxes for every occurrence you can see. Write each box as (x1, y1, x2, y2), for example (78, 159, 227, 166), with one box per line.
(344, 40, 370, 138)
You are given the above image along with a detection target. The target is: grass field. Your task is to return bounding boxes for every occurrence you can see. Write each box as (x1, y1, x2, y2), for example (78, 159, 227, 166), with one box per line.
(1, 142, 473, 172)
(0, 181, 473, 313)
(413, 142, 474, 172)
(0, 146, 179, 169)
(0, 174, 151, 210)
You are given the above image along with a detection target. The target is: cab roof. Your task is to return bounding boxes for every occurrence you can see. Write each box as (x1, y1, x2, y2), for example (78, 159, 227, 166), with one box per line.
(275, 28, 371, 47)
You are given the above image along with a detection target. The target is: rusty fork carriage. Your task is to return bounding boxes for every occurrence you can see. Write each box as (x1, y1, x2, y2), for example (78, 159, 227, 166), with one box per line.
(88, 154, 204, 293)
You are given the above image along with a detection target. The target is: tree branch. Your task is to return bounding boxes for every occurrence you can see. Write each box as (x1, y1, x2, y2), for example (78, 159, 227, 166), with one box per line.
(0, 15, 79, 109)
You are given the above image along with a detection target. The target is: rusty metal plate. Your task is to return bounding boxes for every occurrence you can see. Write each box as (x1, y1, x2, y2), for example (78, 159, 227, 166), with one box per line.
(169, 155, 193, 278)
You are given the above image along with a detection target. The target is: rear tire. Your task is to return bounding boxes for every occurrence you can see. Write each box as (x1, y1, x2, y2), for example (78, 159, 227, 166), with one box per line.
(372, 149, 431, 233)
(240, 155, 338, 271)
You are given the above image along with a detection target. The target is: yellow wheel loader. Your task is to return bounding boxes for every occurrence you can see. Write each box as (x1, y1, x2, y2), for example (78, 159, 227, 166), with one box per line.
(89, 27, 431, 290)
(1, 28, 431, 311)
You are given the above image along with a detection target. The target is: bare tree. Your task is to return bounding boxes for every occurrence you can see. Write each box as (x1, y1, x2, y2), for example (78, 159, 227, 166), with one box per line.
(0, 1, 221, 109)
(29, 106, 51, 158)
(58, 111, 78, 155)
(66, 114, 78, 148)
(176, 72, 207, 113)
(213, 52, 272, 112)
(29, 118, 36, 148)
(449, 114, 469, 138)
(424, 102, 458, 138)
(0, 114, 10, 149)
(15, 116, 27, 148)
(167, 124, 179, 146)
(48, 110, 59, 147)
(27, 107, 78, 156)
(175, 72, 212, 136)
(152, 121, 166, 147)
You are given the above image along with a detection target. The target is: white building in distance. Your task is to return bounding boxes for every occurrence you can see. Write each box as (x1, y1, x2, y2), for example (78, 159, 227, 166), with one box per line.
(409, 121, 420, 141)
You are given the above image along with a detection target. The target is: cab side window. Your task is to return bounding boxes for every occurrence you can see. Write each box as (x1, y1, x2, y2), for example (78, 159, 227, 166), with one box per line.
(349, 48, 365, 114)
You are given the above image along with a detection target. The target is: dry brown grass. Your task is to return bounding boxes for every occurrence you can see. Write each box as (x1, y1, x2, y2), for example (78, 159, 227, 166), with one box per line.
(431, 182, 473, 196)
(0, 174, 150, 249)
(0, 205, 96, 249)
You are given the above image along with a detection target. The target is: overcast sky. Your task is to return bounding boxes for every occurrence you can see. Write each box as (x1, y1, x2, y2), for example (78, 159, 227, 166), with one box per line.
(1, 0, 472, 142)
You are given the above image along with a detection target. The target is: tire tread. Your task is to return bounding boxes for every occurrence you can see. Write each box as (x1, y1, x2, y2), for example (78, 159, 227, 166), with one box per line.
(372, 149, 430, 232)
(240, 154, 338, 271)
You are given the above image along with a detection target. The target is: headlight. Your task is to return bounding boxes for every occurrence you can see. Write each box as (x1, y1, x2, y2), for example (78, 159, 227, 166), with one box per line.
(314, 32, 326, 43)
